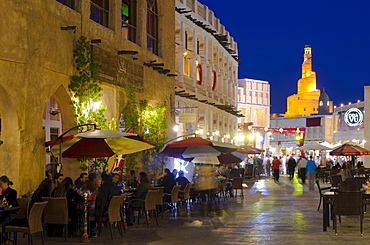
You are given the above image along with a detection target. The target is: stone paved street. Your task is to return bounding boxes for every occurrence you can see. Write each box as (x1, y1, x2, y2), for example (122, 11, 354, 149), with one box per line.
(12, 176, 370, 244)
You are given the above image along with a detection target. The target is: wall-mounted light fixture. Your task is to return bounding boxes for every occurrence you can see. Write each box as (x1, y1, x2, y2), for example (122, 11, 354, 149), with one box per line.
(118, 50, 138, 55)
(91, 39, 102, 43)
(49, 108, 60, 116)
(60, 26, 76, 31)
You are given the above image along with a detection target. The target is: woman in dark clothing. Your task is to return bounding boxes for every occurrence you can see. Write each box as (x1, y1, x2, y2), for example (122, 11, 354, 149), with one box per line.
(0, 176, 18, 224)
(0, 175, 18, 207)
(51, 177, 85, 237)
(30, 179, 53, 210)
(126, 172, 152, 226)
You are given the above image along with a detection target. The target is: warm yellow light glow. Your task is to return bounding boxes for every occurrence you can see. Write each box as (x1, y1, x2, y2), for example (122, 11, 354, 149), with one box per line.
(183, 51, 188, 57)
(198, 129, 204, 134)
(215, 131, 220, 136)
(173, 125, 179, 132)
(247, 134, 255, 141)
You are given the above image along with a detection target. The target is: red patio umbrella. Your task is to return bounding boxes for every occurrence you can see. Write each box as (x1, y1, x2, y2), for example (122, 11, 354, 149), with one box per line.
(329, 143, 370, 156)
(45, 129, 155, 158)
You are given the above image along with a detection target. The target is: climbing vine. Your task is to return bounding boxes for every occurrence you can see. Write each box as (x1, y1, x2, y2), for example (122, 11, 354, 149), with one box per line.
(121, 83, 168, 178)
(69, 36, 117, 172)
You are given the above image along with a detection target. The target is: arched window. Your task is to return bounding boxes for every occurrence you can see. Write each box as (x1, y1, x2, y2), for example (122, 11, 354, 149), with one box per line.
(146, 0, 158, 54)
(91, 0, 109, 27)
(122, 0, 137, 42)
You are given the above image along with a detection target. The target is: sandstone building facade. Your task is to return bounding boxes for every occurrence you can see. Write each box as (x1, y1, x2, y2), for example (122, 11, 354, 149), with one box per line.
(0, 0, 175, 195)
(173, 0, 240, 144)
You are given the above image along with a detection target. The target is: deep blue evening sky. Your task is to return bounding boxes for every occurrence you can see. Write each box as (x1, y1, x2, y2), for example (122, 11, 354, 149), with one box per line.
(199, 0, 370, 114)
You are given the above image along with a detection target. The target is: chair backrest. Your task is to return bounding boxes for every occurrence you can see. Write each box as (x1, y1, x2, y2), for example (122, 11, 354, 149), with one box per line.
(231, 177, 243, 189)
(42, 197, 68, 225)
(183, 183, 191, 200)
(152, 187, 164, 205)
(145, 190, 159, 211)
(108, 195, 125, 223)
(330, 175, 343, 187)
(17, 198, 30, 220)
(315, 180, 323, 195)
(170, 186, 181, 203)
(335, 191, 363, 215)
(28, 201, 48, 234)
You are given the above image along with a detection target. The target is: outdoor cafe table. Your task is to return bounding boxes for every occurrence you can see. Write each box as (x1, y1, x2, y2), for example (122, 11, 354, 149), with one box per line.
(0, 206, 21, 244)
(322, 191, 370, 231)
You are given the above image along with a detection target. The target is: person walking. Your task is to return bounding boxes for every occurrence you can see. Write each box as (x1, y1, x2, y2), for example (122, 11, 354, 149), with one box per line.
(297, 155, 308, 184)
(272, 156, 281, 183)
(306, 156, 316, 190)
(287, 156, 296, 181)
(265, 157, 271, 177)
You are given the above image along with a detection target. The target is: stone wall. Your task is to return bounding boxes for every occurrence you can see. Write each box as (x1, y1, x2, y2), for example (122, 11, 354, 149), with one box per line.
(0, 0, 175, 195)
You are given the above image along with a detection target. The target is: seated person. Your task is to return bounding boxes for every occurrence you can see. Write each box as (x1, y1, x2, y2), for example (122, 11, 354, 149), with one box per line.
(30, 179, 53, 210)
(176, 170, 190, 190)
(95, 172, 121, 219)
(74, 173, 88, 190)
(53, 173, 64, 188)
(0, 176, 18, 224)
(126, 172, 152, 226)
(52, 177, 85, 237)
(159, 168, 175, 202)
(127, 170, 139, 188)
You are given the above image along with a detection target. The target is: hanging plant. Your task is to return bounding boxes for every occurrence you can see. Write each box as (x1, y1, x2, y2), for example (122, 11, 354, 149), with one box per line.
(69, 36, 117, 172)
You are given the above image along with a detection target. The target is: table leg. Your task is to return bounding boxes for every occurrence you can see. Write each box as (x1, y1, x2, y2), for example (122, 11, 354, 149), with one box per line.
(323, 195, 329, 231)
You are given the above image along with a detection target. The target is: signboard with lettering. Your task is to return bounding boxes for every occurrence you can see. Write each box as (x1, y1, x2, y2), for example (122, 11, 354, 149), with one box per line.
(178, 112, 197, 123)
(338, 107, 364, 131)
(92, 46, 144, 92)
(344, 108, 363, 127)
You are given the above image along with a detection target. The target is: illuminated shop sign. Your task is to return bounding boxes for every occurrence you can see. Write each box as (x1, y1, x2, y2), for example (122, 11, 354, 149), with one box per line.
(344, 108, 363, 127)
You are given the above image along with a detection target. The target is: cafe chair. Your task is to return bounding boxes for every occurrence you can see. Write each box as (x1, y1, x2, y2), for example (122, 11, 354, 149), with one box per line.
(5, 201, 48, 245)
(16, 198, 30, 220)
(164, 186, 181, 216)
(232, 177, 244, 199)
(330, 175, 343, 188)
(98, 195, 125, 239)
(152, 187, 164, 219)
(129, 190, 159, 227)
(42, 197, 69, 241)
(178, 183, 192, 211)
(316, 180, 331, 211)
(333, 191, 364, 236)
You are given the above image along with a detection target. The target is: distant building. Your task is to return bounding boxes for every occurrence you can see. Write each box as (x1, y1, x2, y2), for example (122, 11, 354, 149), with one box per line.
(237, 78, 270, 128)
(284, 44, 333, 117)
(237, 78, 270, 148)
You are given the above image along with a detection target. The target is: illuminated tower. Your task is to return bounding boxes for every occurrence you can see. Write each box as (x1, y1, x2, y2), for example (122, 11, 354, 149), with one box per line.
(284, 44, 326, 117)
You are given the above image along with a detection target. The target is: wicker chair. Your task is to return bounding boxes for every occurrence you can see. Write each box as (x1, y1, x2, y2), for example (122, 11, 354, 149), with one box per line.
(99, 195, 125, 239)
(152, 187, 164, 218)
(232, 177, 244, 199)
(333, 191, 364, 236)
(178, 183, 192, 211)
(164, 186, 180, 216)
(42, 197, 69, 241)
(5, 201, 48, 245)
(315, 180, 331, 211)
(16, 198, 30, 220)
(129, 190, 159, 227)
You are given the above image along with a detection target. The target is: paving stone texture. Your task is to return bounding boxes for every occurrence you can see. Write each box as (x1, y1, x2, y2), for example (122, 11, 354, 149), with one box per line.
(11, 176, 370, 244)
